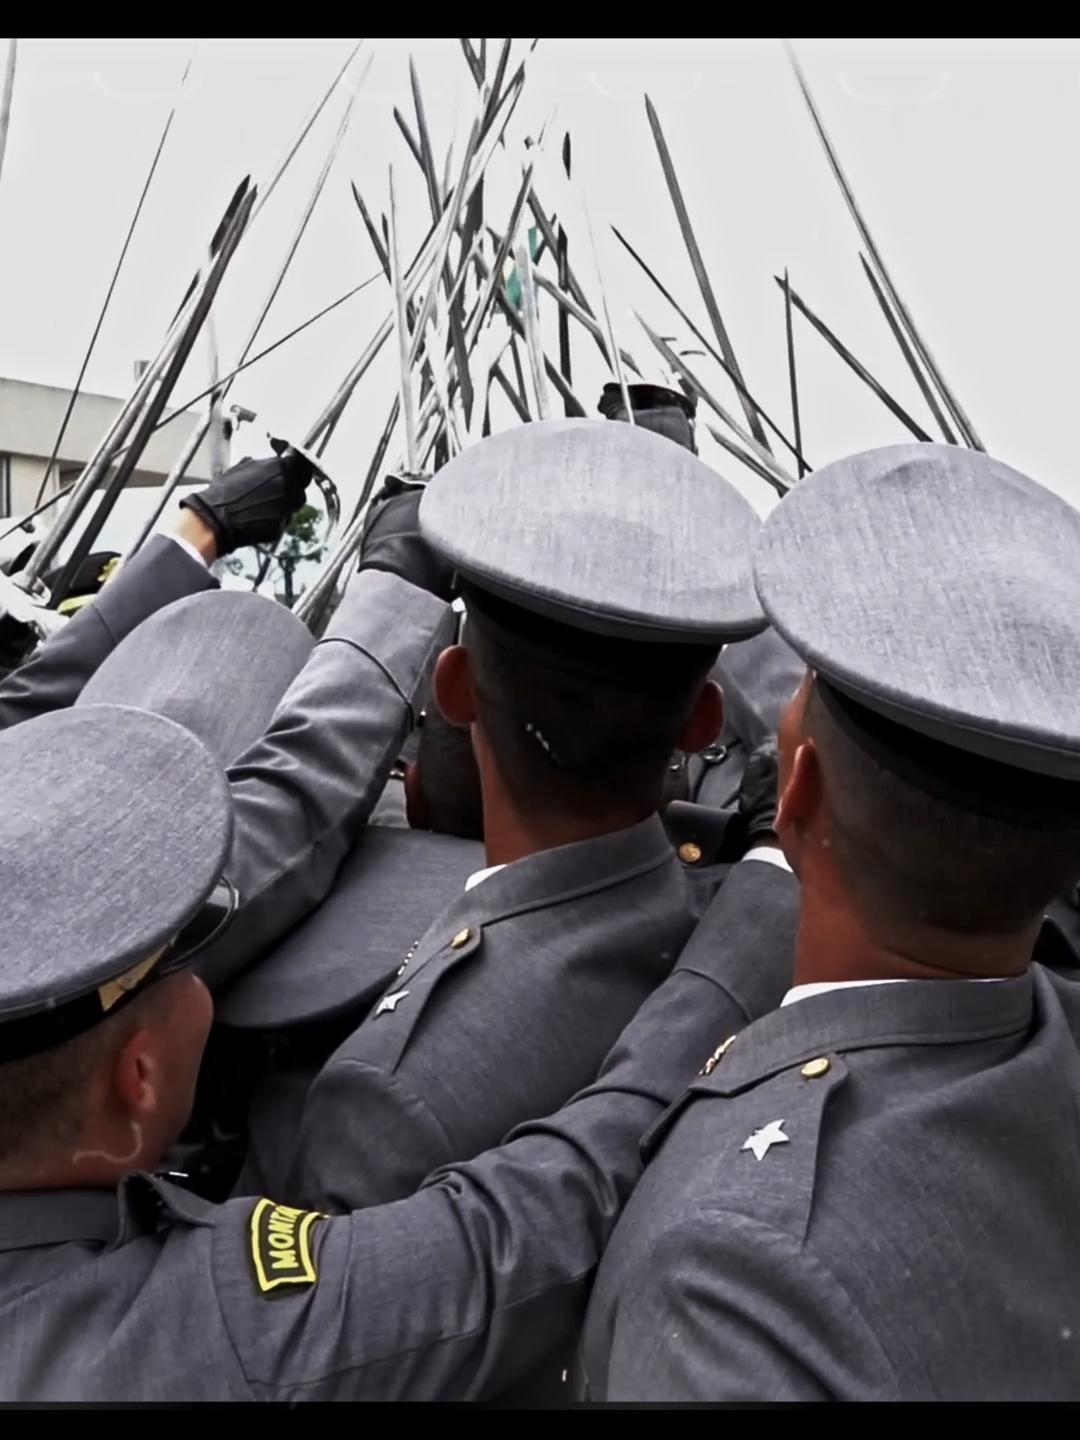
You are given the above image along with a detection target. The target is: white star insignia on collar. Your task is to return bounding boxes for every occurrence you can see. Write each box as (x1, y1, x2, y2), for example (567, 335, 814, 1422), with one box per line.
(742, 1120, 788, 1160)
(374, 989, 409, 1017)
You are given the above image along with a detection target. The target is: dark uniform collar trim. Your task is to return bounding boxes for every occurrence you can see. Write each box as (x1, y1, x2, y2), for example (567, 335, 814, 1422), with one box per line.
(0, 1173, 219, 1256)
(0, 1186, 121, 1252)
(450, 813, 675, 924)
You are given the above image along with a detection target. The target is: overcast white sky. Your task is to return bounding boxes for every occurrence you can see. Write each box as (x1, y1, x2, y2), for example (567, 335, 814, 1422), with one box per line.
(1, 38, 1077, 576)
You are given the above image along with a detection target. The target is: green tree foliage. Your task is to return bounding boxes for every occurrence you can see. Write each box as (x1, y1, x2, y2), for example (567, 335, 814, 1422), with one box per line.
(223, 503, 327, 606)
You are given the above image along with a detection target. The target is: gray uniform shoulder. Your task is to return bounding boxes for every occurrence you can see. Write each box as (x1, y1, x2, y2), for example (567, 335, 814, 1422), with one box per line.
(584, 973, 1080, 1401)
(577, 1037, 863, 1402)
(0, 1175, 249, 1400)
(647, 1038, 842, 1223)
(287, 820, 694, 1211)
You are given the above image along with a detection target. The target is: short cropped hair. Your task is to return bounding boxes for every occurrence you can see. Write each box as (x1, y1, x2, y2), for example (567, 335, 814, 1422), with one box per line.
(0, 983, 170, 1165)
(461, 587, 718, 821)
(804, 679, 1080, 935)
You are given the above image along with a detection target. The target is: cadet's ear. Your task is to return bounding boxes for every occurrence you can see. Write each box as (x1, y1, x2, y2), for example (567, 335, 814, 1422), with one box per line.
(404, 762, 430, 830)
(433, 645, 476, 727)
(677, 680, 723, 755)
(776, 738, 821, 836)
(111, 1027, 161, 1120)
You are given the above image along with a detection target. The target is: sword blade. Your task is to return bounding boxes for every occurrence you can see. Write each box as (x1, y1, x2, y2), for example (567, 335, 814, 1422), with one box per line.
(787, 42, 981, 449)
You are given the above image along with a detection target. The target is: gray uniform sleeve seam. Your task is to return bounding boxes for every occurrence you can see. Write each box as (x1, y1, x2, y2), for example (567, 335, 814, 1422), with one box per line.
(670, 971, 756, 1027)
(224, 805, 335, 911)
(693, 1206, 901, 1393)
(209, 1230, 260, 1401)
(222, 651, 418, 909)
(330, 1055, 458, 1155)
(338, 1059, 457, 1134)
(220, 619, 443, 921)
(316, 636, 419, 729)
(244, 1275, 591, 1398)
(88, 607, 117, 648)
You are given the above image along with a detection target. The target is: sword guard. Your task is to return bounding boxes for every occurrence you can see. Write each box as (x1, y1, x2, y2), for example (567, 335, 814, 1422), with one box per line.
(380, 471, 429, 495)
(267, 435, 341, 534)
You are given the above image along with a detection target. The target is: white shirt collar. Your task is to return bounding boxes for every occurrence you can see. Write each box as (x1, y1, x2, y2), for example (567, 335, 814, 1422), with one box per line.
(464, 864, 505, 892)
(167, 532, 209, 568)
(739, 846, 791, 873)
(465, 839, 789, 897)
(782, 976, 1007, 1006)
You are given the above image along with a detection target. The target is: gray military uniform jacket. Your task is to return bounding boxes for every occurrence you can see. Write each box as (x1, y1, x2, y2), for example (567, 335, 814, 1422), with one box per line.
(0, 536, 451, 990)
(217, 628, 800, 1196)
(577, 964, 1080, 1402)
(275, 815, 703, 1211)
(216, 825, 485, 1197)
(195, 569, 454, 990)
(0, 859, 796, 1401)
(0, 535, 216, 729)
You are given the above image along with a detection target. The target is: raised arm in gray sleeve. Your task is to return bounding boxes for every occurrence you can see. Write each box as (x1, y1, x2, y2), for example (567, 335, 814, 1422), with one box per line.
(207, 860, 798, 1399)
(196, 569, 455, 990)
(0, 536, 216, 730)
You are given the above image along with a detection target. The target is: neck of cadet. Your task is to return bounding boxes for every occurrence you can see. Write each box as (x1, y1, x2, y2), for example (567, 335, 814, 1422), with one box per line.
(472, 727, 660, 869)
(790, 863, 1038, 989)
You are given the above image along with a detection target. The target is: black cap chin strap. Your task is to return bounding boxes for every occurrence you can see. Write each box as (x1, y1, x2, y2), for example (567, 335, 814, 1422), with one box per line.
(816, 678, 1080, 829)
(0, 878, 238, 1068)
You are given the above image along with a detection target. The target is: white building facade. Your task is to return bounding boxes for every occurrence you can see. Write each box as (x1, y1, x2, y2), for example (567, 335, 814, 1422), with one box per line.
(0, 376, 228, 519)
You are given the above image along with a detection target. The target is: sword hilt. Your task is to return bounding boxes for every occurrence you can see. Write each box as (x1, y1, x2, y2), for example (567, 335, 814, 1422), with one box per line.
(268, 435, 341, 533)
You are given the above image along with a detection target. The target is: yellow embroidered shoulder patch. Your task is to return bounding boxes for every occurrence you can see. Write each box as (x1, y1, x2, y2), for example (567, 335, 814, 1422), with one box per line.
(249, 1199, 324, 1295)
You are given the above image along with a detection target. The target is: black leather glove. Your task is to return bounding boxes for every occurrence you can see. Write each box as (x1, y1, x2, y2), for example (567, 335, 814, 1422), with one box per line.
(180, 444, 313, 556)
(724, 736, 780, 858)
(0, 611, 36, 672)
(356, 474, 456, 602)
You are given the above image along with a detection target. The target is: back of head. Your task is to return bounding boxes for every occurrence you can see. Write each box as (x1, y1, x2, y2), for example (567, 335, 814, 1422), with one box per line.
(461, 581, 719, 821)
(420, 418, 766, 831)
(755, 442, 1080, 948)
(801, 676, 1080, 938)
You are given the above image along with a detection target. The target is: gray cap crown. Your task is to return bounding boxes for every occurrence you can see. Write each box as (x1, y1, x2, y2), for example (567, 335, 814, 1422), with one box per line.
(0, 704, 232, 1024)
(77, 590, 314, 766)
(419, 418, 766, 645)
(753, 443, 1080, 779)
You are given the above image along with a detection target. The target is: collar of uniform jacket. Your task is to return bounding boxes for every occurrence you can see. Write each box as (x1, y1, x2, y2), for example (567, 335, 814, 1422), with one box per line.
(692, 971, 1035, 1098)
(782, 975, 1006, 1006)
(283, 810, 699, 1212)
(0, 1171, 222, 1263)
(0, 1187, 122, 1253)
(402, 813, 677, 977)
